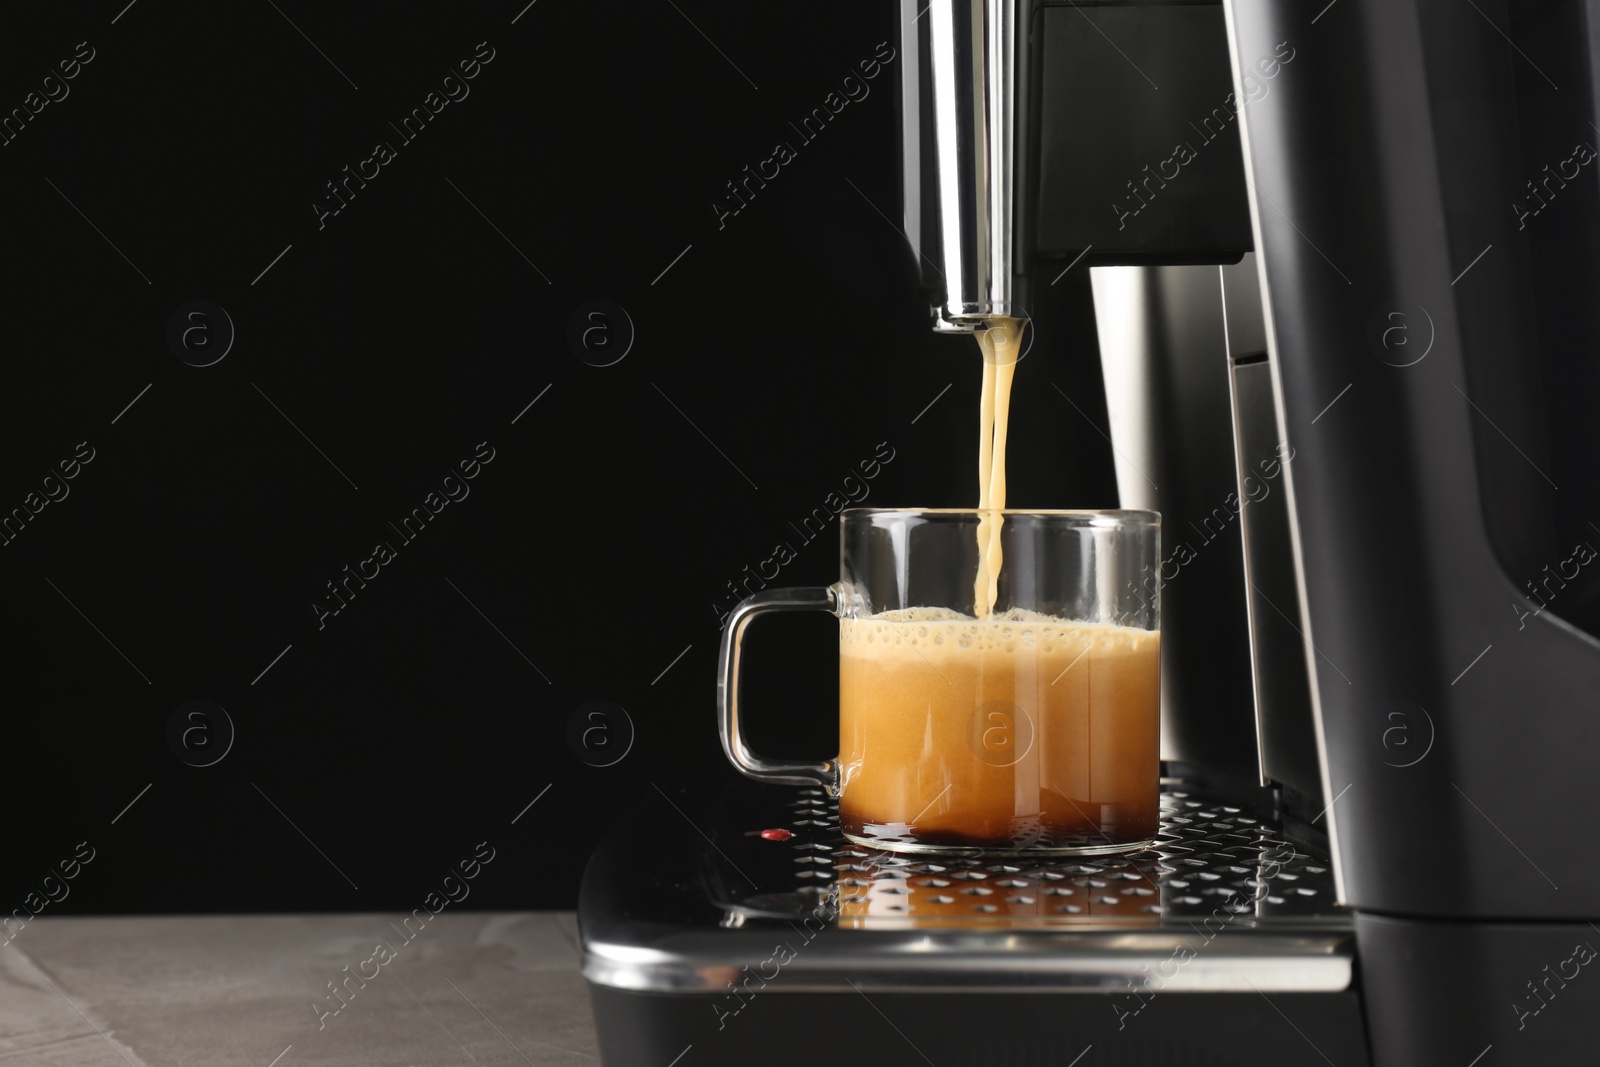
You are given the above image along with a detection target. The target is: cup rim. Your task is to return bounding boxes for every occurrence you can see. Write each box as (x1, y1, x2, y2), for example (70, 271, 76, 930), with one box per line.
(842, 507, 1159, 525)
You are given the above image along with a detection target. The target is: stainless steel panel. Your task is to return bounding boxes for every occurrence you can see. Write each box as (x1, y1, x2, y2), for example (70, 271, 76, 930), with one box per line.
(1221, 256, 1323, 816)
(1090, 264, 1261, 789)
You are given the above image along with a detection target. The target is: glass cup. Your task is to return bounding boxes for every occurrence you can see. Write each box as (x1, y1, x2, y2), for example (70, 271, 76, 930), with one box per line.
(717, 508, 1161, 855)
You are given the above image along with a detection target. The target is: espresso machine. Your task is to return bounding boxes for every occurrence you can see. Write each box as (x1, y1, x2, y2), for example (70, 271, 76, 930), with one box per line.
(579, 1, 1600, 1062)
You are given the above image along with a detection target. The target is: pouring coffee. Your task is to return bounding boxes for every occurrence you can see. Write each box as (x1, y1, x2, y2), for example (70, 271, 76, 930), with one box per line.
(718, 504, 1160, 854)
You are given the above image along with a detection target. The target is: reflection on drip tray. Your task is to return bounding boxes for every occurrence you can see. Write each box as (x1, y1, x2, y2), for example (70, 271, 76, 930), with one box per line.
(717, 785, 1340, 931)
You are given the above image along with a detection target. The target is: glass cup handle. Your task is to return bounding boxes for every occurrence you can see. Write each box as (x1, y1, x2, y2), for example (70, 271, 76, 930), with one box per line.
(717, 585, 840, 792)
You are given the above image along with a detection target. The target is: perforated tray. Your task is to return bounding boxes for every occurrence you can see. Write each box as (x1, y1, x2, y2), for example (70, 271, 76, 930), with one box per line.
(580, 778, 1353, 993)
(720, 785, 1339, 929)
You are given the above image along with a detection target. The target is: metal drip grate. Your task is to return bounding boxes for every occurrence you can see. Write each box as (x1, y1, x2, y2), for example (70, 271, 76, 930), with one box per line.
(582, 778, 1354, 994)
(717, 785, 1341, 928)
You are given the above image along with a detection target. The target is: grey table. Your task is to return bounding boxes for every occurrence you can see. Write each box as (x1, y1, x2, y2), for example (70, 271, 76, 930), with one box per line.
(0, 913, 599, 1066)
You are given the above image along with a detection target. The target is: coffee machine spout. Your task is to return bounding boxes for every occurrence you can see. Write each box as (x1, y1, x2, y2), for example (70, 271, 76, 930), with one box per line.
(901, 0, 1033, 333)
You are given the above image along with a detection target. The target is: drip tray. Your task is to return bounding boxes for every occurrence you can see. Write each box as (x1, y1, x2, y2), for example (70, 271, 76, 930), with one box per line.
(580, 778, 1353, 995)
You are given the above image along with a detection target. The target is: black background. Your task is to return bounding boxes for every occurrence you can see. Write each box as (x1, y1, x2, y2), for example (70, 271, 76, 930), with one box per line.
(1, 0, 1117, 913)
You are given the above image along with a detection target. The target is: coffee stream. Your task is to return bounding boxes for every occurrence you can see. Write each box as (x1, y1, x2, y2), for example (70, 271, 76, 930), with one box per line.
(973, 317, 1024, 618)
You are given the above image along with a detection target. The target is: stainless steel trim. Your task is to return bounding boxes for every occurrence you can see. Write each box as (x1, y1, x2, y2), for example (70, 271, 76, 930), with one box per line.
(1219, 0, 1347, 905)
(582, 930, 1355, 994)
(1088, 266, 1156, 511)
(1220, 255, 1273, 789)
(1090, 264, 1264, 785)
(900, 0, 923, 269)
